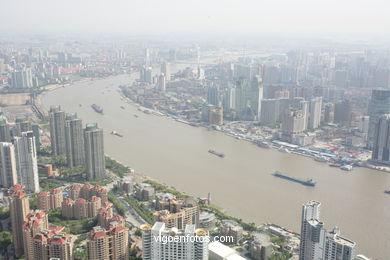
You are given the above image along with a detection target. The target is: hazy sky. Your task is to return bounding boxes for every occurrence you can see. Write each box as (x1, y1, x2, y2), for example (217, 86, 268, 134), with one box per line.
(1, 0, 389, 37)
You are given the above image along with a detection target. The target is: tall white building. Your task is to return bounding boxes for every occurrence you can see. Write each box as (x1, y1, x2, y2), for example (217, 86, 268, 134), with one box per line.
(0, 142, 18, 188)
(9, 68, 33, 89)
(299, 201, 356, 260)
(161, 62, 171, 81)
(308, 97, 322, 129)
(141, 222, 209, 260)
(13, 132, 39, 192)
(49, 106, 67, 156)
(84, 123, 105, 180)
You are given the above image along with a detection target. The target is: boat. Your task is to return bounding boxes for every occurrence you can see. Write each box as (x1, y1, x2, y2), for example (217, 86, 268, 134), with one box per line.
(111, 131, 123, 137)
(278, 147, 290, 153)
(272, 171, 316, 187)
(91, 104, 103, 114)
(133, 114, 138, 118)
(340, 165, 353, 171)
(120, 106, 125, 110)
(384, 190, 390, 194)
(208, 150, 225, 158)
(79, 104, 82, 107)
(258, 141, 271, 149)
(314, 156, 329, 162)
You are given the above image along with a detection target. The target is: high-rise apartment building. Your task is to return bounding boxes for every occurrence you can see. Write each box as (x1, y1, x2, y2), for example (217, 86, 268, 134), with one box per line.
(37, 188, 63, 211)
(0, 142, 18, 188)
(372, 114, 390, 165)
(368, 89, 390, 148)
(23, 210, 49, 260)
(13, 131, 39, 192)
(87, 221, 129, 260)
(142, 222, 209, 260)
(299, 201, 356, 260)
(84, 123, 106, 180)
(161, 62, 171, 81)
(0, 119, 12, 142)
(308, 97, 322, 129)
(49, 106, 67, 156)
(33, 229, 75, 260)
(65, 113, 85, 167)
(154, 197, 199, 229)
(9, 68, 33, 89)
(8, 185, 30, 258)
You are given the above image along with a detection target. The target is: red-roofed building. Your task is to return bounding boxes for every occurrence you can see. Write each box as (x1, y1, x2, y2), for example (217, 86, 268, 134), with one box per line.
(87, 222, 128, 260)
(23, 210, 49, 260)
(37, 188, 63, 212)
(8, 185, 29, 257)
(33, 229, 75, 260)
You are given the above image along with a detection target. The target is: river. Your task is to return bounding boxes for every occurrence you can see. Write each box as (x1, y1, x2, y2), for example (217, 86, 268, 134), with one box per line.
(41, 70, 390, 259)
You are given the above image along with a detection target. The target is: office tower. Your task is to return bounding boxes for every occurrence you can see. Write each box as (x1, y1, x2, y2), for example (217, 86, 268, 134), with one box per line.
(87, 222, 129, 260)
(23, 210, 49, 260)
(222, 87, 236, 112)
(13, 131, 40, 192)
(334, 70, 348, 88)
(281, 109, 305, 136)
(49, 106, 66, 156)
(141, 222, 209, 260)
(9, 68, 33, 89)
(299, 201, 356, 260)
(65, 114, 85, 168)
(367, 90, 390, 148)
(334, 99, 352, 126)
(0, 118, 11, 142)
(0, 142, 18, 188)
(308, 97, 322, 129)
(84, 123, 106, 180)
(235, 77, 263, 121)
(161, 62, 171, 81)
(260, 99, 280, 125)
(158, 74, 166, 92)
(372, 114, 390, 164)
(33, 230, 74, 260)
(292, 98, 309, 130)
(8, 185, 30, 258)
(0, 58, 5, 73)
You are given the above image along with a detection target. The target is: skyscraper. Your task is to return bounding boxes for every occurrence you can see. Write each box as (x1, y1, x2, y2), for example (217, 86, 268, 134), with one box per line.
(0, 118, 12, 142)
(84, 123, 105, 180)
(49, 106, 67, 156)
(8, 185, 30, 258)
(308, 97, 322, 129)
(367, 90, 390, 148)
(299, 201, 356, 260)
(9, 68, 33, 89)
(158, 74, 166, 92)
(65, 113, 85, 168)
(0, 142, 18, 188)
(141, 222, 209, 260)
(161, 62, 171, 81)
(372, 114, 390, 165)
(13, 131, 39, 192)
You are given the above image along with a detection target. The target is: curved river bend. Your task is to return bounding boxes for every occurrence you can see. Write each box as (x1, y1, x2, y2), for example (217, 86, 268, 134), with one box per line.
(42, 73, 390, 259)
